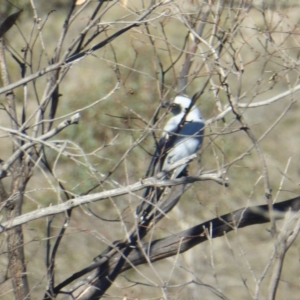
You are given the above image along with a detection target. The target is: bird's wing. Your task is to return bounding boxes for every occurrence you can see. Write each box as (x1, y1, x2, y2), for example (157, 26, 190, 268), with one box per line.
(162, 120, 205, 178)
(145, 114, 183, 177)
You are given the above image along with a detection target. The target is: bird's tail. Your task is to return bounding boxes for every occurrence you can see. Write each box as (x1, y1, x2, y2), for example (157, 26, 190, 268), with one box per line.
(136, 185, 165, 221)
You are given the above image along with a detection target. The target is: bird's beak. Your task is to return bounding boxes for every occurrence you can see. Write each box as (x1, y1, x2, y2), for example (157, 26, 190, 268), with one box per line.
(162, 100, 171, 108)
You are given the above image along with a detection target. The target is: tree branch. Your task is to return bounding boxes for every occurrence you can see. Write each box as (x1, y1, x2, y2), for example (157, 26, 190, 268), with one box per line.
(57, 196, 300, 298)
(0, 158, 224, 232)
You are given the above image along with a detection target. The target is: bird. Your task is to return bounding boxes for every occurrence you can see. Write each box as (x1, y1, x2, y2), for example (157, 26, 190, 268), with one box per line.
(159, 95, 205, 179)
(136, 95, 205, 218)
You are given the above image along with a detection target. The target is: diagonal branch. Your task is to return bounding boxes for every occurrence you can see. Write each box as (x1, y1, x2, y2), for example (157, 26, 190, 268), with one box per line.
(0, 113, 81, 178)
(56, 196, 300, 298)
(0, 155, 224, 232)
(123, 197, 300, 271)
(0, 1, 168, 96)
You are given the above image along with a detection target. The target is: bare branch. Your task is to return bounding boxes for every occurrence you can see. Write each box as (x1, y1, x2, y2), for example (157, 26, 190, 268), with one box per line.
(1, 156, 222, 231)
(0, 113, 81, 178)
(55, 197, 300, 298)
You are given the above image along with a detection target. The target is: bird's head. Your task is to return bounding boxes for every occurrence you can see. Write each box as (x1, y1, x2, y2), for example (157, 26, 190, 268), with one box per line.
(163, 95, 202, 118)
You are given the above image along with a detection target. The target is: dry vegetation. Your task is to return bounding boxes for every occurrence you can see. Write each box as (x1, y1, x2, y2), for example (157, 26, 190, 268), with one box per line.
(0, 0, 300, 299)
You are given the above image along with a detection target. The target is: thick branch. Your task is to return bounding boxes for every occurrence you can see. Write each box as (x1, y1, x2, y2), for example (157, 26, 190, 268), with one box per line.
(122, 197, 300, 271)
(0, 38, 30, 300)
(58, 197, 300, 299)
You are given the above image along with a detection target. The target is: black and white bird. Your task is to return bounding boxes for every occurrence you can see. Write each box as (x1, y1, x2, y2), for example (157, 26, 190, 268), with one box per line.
(159, 95, 205, 178)
(136, 95, 205, 218)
